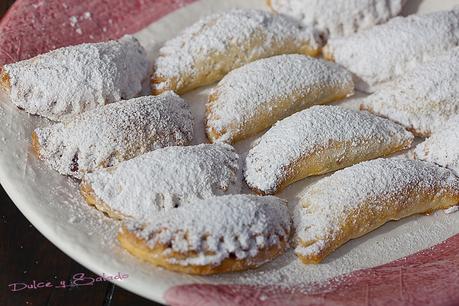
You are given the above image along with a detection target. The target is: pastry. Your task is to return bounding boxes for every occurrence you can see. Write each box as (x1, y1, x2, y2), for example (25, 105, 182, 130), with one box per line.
(294, 158, 459, 264)
(206, 54, 354, 143)
(33, 92, 193, 179)
(244, 105, 413, 195)
(413, 115, 459, 176)
(118, 194, 291, 275)
(323, 8, 459, 92)
(81, 144, 241, 220)
(267, 0, 406, 38)
(361, 47, 459, 136)
(1, 35, 149, 121)
(151, 9, 324, 95)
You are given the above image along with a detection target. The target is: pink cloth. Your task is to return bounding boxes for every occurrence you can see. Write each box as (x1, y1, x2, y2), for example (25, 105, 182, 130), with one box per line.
(0, 0, 195, 66)
(165, 233, 459, 306)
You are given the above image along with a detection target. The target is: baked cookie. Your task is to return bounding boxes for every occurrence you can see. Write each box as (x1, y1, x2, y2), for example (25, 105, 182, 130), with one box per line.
(267, 0, 406, 38)
(118, 194, 291, 275)
(413, 115, 459, 176)
(294, 158, 459, 264)
(206, 54, 354, 143)
(1, 35, 149, 121)
(361, 47, 459, 137)
(81, 144, 241, 220)
(33, 92, 193, 179)
(244, 106, 413, 195)
(151, 9, 324, 95)
(323, 8, 459, 92)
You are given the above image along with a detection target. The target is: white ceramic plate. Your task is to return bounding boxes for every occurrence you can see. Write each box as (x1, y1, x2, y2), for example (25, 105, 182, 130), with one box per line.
(1, 0, 459, 303)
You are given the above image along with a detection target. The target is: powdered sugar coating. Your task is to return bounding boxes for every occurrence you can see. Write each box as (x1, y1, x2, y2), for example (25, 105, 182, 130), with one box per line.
(3, 35, 149, 121)
(84, 144, 242, 221)
(361, 47, 459, 136)
(445, 206, 459, 214)
(34, 92, 193, 179)
(125, 194, 291, 266)
(206, 54, 354, 143)
(413, 115, 459, 176)
(294, 158, 459, 259)
(244, 106, 413, 194)
(152, 9, 323, 94)
(324, 8, 459, 92)
(268, 0, 406, 38)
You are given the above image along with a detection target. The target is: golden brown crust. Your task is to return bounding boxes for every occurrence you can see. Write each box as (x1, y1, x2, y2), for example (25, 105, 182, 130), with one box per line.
(266, 0, 273, 10)
(151, 10, 322, 96)
(205, 125, 224, 144)
(206, 81, 352, 145)
(322, 46, 335, 62)
(80, 181, 126, 220)
(151, 76, 180, 95)
(204, 93, 222, 142)
(0, 69, 11, 92)
(31, 131, 41, 159)
(296, 184, 459, 264)
(118, 225, 289, 275)
(270, 139, 412, 195)
(152, 38, 322, 97)
(297, 241, 326, 264)
(248, 141, 411, 196)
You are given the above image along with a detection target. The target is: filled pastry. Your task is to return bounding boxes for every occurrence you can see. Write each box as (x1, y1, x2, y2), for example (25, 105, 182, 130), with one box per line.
(295, 158, 459, 264)
(267, 0, 406, 38)
(244, 105, 413, 195)
(361, 47, 459, 136)
(33, 92, 193, 179)
(206, 54, 354, 144)
(80, 144, 241, 220)
(151, 9, 324, 95)
(413, 115, 459, 176)
(118, 194, 290, 275)
(323, 8, 459, 92)
(1, 35, 149, 121)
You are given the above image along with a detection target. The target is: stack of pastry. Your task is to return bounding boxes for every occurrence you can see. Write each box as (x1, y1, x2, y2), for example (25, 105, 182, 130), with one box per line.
(3, 2, 459, 275)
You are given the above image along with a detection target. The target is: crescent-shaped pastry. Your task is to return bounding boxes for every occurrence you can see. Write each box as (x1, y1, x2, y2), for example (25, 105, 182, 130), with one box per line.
(244, 106, 413, 195)
(360, 47, 459, 137)
(323, 8, 459, 92)
(33, 92, 193, 179)
(413, 115, 459, 176)
(80, 144, 241, 220)
(267, 0, 406, 38)
(118, 194, 291, 275)
(1, 35, 149, 121)
(295, 158, 459, 264)
(206, 54, 354, 144)
(151, 9, 324, 95)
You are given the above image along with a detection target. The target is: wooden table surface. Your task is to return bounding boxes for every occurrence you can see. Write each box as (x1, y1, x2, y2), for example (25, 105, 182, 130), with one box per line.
(0, 2, 162, 305)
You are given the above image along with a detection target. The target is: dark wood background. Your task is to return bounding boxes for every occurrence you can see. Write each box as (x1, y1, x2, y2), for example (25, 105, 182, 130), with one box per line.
(0, 2, 162, 305)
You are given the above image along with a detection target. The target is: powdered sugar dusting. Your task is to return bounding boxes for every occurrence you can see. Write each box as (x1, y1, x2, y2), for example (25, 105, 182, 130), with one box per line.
(68, 12, 92, 35)
(206, 54, 354, 143)
(152, 8, 323, 94)
(244, 106, 413, 194)
(269, 0, 406, 38)
(361, 47, 459, 136)
(4, 35, 149, 121)
(34, 92, 193, 179)
(445, 206, 459, 214)
(294, 158, 459, 259)
(126, 194, 290, 266)
(325, 8, 459, 92)
(84, 144, 242, 221)
(413, 115, 459, 176)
